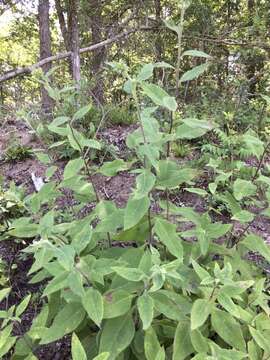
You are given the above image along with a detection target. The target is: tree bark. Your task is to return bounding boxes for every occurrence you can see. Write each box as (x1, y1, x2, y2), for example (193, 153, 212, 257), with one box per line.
(38, 0, 53, 114)
(246, 0, 256, 97)
(154, 0, 163, 82)
(89, 0, 106, 104)
(68, 0, 81, 85)
(55, 0, 70, 51)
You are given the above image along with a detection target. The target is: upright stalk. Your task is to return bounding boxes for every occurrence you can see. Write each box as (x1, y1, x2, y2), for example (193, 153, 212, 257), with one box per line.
(132, 83, 152, 245)
(167, 4, 186, 157)
(175, 6, 186, 99)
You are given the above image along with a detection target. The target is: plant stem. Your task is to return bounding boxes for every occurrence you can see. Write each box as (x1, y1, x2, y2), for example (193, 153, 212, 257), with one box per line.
(166, 188, 169, 220)
(68, 121, 113, 247)
(175, 6, 185, 99)
(252, 141, 270, 182)
(68, 122, 100, 202)
(167, 3, 185, 156)
(147, 207, 153, 246)
(132, 83, 147, 167)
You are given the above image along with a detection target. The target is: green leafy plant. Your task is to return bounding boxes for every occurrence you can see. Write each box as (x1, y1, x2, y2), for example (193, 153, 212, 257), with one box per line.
(1, 12, 270, 360)
(4, 144, 32, 162)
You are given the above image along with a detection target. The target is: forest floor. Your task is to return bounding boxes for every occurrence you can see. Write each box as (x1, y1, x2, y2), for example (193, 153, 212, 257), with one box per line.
(1, 118, 270, 359)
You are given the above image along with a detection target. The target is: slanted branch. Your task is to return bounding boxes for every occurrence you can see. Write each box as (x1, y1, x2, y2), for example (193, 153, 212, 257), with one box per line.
(0, 28, 149, 83)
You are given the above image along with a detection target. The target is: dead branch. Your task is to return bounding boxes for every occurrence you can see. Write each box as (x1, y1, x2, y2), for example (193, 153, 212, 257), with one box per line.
(0, 27, 152, 83)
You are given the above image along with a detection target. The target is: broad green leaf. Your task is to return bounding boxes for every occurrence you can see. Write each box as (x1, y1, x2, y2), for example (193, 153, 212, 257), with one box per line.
(209, 342, 248, 360)
(181, 117, 214, 130)
(145, 326, 163, 360)
(55, 245, 75, 271)
(112, 266, 145, 282)
(40, 303, 85, 344)
(190, 330, 209, 353)
(242, 234, 270, 263)
(47, 124, 68, 136)
(72, 223, 93, 254)
(154, 61, 174, 69)
(137, 292, 154, 330)
(154, 218, 183, 261)
(63, 158, 84, 180)
(71, 333, 87, 360)
(135, 170, 156, 198)
(176, 124, 207, 139)
(67, 127, 86, 151)
(67, 270, 85, 298)
(93, 353, 110, 360)
(151, 291, 191, 321)
(137, 63, 154, 81)
(123, 79, 135, 94)
(184, 187, 208, 197)
(82, 288, 103, 327)
(96, 208, 124, 233)
(99, 313, 135, 360)
(28, 305, 49, 340)
(42, 272, 68, 297)
(83, 138, 101, 150)
(211, 309, 246, 351)
(163, 96, 178, 111)
(45, 165, 57, 179)
(142, 83, 177, 111)
(191, 299, 211, 330)
(0, 288, 10, 303)
(173, 320, 194, 360)
(249, 326, 270, 353)
(0, 335, 17, 358)
(248, 340, 263, 360)
(0, 324, 13, 349)
(99, 159, 128, 177)
(232, 210, 254, 223)
(35, 151, 51, 164)
(73, 104, 92, 121)
(124, 195, 150, 230)
(217, 293, 241, 319)
(103, 290, 133, 318)
(8, 222, 38, 238)
(50, 116, 69, 127)
(182, 49, 211, 58)
(156, 160, 197, 189)
(191, 259, 212, 281)
(163, 19, 181, 35)
(180, 63, 209, 82)
(233, 179, 256, 200)
(16, 294, 31, 317)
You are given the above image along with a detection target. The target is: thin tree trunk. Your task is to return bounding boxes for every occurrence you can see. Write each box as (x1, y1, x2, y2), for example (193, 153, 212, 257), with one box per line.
(89, 0, 106, 104)
(55, 0, 73, 75)
(247, 0, 256, 97)
(68, 0, 80, 85)
(154, 0, 163, 82)
(38, 0, 53, 115)
(55, 0, 70, 50)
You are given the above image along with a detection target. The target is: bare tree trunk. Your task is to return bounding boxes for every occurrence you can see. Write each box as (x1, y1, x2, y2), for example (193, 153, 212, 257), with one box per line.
(89, 0, 106, 104)
(38, 0, 53, 115)
(55, 0, 73, 75)
(55, 0, 69, 50)
(68, 0, 80, 86)
(154, 0, 163, 82)
(246, 0, 256, 98)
